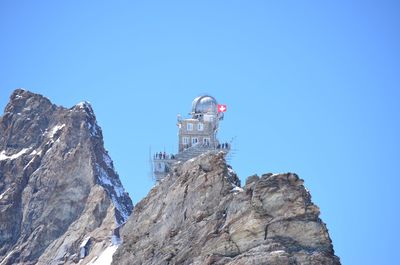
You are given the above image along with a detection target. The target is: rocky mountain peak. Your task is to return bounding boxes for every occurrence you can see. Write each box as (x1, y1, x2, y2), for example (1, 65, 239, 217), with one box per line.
(113, 152, 340, 265)
(0, 89, 133, 265)
(1, 89, 340, 265)
(7, 89, 53, 112)
(72, 101, 97, 125)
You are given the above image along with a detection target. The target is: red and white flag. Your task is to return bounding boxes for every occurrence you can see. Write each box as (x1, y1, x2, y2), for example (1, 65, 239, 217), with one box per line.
(218, 104, 227, 113)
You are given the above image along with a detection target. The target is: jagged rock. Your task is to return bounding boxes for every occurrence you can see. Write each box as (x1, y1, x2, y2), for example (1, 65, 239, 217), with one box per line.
(113, 152, 340, 265)
(0, 89, 340, 265)
(0, 89, 133, 265)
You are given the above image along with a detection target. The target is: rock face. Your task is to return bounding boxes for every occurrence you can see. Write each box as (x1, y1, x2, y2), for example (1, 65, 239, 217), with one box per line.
(113, 152, 340, 265)
(0, 89, 133, 265)
(0, 89, 340, 265)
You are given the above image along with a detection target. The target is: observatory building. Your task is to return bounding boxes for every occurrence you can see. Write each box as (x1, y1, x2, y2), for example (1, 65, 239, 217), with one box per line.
(153, 95, 230, 181)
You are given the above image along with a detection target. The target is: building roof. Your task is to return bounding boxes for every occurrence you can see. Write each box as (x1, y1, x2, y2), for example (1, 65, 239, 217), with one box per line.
(191, 95, 218, 114)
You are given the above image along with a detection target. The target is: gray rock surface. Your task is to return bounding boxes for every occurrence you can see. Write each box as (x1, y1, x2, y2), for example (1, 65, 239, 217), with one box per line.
(0, 89, 133, 265)
(0, 89, 340, 265)
(113, 152, 340, 265)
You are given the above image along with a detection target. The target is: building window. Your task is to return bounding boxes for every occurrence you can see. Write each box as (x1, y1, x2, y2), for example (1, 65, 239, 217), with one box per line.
(183, 137, 189, 144)
(203, 137, 210, 145)
(197, 123, 204, 131)
(187, 123, 193, 131)
(192, 137, 198, 145)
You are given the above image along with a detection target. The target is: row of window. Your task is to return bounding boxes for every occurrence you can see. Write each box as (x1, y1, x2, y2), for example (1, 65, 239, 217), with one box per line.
(187, 122, 204, 131)
(182, 137, 210, 145)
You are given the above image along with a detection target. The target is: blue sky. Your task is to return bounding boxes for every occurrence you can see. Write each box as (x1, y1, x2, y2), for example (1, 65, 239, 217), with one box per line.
(1, 1, 399, 264)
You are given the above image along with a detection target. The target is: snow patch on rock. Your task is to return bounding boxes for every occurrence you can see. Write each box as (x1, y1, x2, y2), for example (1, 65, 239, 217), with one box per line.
(0, 148, 30, 161)
(227, 166, 236, 177)
(231, 186, 244, 192)
(76, 102, 96, 119)
(96, 164, 129, 224)
(79, 236, 91, 248)
(97, 165, 113, 186)
(270, 250, 286, 255)
(49, 124, 65, 138)
(0, 249, 16, 265)
(75, 101, 94, 114)
(226, 165, 241, 188)
(30, 149, 42, 156)
(87, 244, 118, 265)
(87, 122, 99, 137)
(0, 188, 11, 200)
(103, 153, 114, 169)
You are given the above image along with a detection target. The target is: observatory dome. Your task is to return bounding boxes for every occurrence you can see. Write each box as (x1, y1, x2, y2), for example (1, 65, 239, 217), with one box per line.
(192, 95, 218, 114)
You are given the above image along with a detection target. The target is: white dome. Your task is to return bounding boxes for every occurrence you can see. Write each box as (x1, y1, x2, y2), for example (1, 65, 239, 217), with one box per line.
(191, 95, 218, 114)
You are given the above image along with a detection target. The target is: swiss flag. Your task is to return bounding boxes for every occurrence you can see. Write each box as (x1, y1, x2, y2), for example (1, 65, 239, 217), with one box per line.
(218, 104, 227, 113)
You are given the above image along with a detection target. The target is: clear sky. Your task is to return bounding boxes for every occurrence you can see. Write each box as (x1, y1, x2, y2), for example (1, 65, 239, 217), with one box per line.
(1, 1, 399, 264)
